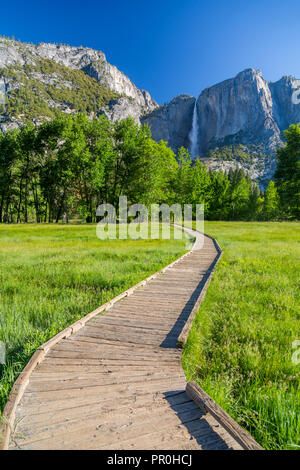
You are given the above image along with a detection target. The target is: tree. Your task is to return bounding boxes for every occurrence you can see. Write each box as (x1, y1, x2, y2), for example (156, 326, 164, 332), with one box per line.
(274, 123, 300, 219)
(174, 147, 193, 206)
(0, 129, 20, 222)
(0, 113, 286, 224)
(248, 184, 263, 220)
(191, 160, 211, 213)
(227, 167, 252, 220)
(263, 180, 279, 220)
(16, 123, 39, 222)
(73, 114, 114, 222)
(37, 115, 76, 223)
(207, 170, 230, 220)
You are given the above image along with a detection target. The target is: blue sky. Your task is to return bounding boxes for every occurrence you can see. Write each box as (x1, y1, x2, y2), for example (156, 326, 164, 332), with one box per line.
(1, 0, 300, 104)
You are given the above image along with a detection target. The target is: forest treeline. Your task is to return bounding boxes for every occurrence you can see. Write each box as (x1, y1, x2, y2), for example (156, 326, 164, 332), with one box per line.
(0, 113, 298, 223)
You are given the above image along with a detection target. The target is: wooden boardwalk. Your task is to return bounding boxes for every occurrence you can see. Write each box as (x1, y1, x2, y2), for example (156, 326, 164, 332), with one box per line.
(5, 229, 249, 450)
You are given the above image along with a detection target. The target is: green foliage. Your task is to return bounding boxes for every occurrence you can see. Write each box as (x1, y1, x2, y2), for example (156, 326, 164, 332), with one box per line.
(0, 114, 293, 223)
(0, 58, 119, 121)
(208, 144, 264, 163)
(263, 180, 279, 220)
(183, 222, 300, 450)
(274, 123, 300, 219)
(0, 115, 180, 223)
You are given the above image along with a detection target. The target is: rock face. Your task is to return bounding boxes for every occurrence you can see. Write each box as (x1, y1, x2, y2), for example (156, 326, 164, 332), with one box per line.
(99, 97, 142, 124)
(269, 76, 300, 131)
(143, 68, 300, 185)
(0, 37, 157, 127)
(141, 95, 195, 151)
(1, 36, 300, 186)
(196, 69, 281, 153)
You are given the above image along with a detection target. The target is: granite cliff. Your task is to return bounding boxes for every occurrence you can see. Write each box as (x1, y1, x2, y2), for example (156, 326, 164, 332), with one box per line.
(1, 36, 300, 186)
(141, 95, 195, 151)
(143, 69, 300, 185)
(0, 36, 157, 132)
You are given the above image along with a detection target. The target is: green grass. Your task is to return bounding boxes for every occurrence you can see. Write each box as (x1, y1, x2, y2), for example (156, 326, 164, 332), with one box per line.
(1, 222, 299, 450)
(182, 222, 300, 450)
(0, 224, 187, 415)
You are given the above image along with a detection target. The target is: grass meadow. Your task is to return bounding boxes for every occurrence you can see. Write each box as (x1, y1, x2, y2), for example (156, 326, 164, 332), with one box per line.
(0, 223, 187, 415)
(183, 222, 300, 450)
(0, 221, 299, 450)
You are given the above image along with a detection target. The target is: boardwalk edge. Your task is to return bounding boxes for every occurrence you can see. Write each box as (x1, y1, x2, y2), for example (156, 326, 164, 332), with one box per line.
(177, 228, 223, 348)
(186, 382, 263, 450)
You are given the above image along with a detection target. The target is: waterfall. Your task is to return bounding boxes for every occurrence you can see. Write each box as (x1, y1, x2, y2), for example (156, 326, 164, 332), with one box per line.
(189, 101, 199, 158)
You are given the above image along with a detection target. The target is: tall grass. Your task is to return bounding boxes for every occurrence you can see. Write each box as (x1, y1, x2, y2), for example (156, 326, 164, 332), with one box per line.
(183, 222, 300, 450)
(0, 224, 187, 414)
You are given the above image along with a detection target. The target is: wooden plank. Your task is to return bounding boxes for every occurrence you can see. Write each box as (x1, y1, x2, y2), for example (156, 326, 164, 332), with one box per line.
(86, 319, 181, 337)
(11, 407, 204, 449)
(17, 390, 188, 418)
(90, 316, 185, 330)
(102, 418, 240, 450)
(106, 307, 191, 319)
(62, 337, 182, 356)
(15, 398, 199, 442)
(21, 378, 187, 403)
(64, 338, 182, 358)
(109, 297, 197, 307)
(68, 333, 178, 350)
(49, 340, 182, 358)
(67, 327, 178, 347)
(26, 372, 185, 393)
(29, 369, 183, 383)
(34, 363, 181, 374)
(37, 356, 181, 368)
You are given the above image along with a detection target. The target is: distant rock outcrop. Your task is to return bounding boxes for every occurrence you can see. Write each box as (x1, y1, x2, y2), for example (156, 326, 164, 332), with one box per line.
(0, 37, 158, 131)
(141, 95, 195, 151)
(99, 97, 142, 124)
(143, 69, 300, 186)
(269, 75, 300, 132)
(196, 69, 281, 153)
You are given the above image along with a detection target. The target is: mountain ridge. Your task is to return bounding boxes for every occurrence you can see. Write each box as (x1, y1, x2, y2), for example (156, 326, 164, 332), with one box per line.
(142, 68, 300, 186)
(0, 36, 158, 132)
(1, 36, 300, 186)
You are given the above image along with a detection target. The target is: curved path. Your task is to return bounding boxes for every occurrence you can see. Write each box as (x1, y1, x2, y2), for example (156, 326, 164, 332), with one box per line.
(6, 229, 244, 450)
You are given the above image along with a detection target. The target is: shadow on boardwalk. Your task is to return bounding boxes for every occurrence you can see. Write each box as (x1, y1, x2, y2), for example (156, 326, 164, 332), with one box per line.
(160, 256, 216, 348)
(163, 391, 233, 450)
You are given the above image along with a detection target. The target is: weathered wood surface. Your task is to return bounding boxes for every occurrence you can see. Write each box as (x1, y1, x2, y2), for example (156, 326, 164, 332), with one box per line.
(3, 228, 256, 450)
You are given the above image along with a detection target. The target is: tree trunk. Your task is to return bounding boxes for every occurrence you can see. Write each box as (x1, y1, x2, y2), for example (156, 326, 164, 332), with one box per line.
(55, 189, 66, 223)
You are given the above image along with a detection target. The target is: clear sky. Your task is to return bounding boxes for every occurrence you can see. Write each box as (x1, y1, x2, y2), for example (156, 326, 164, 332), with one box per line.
(1, 0, 300, 104)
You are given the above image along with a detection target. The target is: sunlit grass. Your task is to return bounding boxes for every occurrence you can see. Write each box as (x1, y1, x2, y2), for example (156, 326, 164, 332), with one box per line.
(183, 222, 300, 450)
(0, 223, 187, 414)
(1, 221, 299, 450)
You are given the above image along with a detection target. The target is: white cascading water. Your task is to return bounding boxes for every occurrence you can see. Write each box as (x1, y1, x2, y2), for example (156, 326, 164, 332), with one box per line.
(189, 101, 199, 158)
